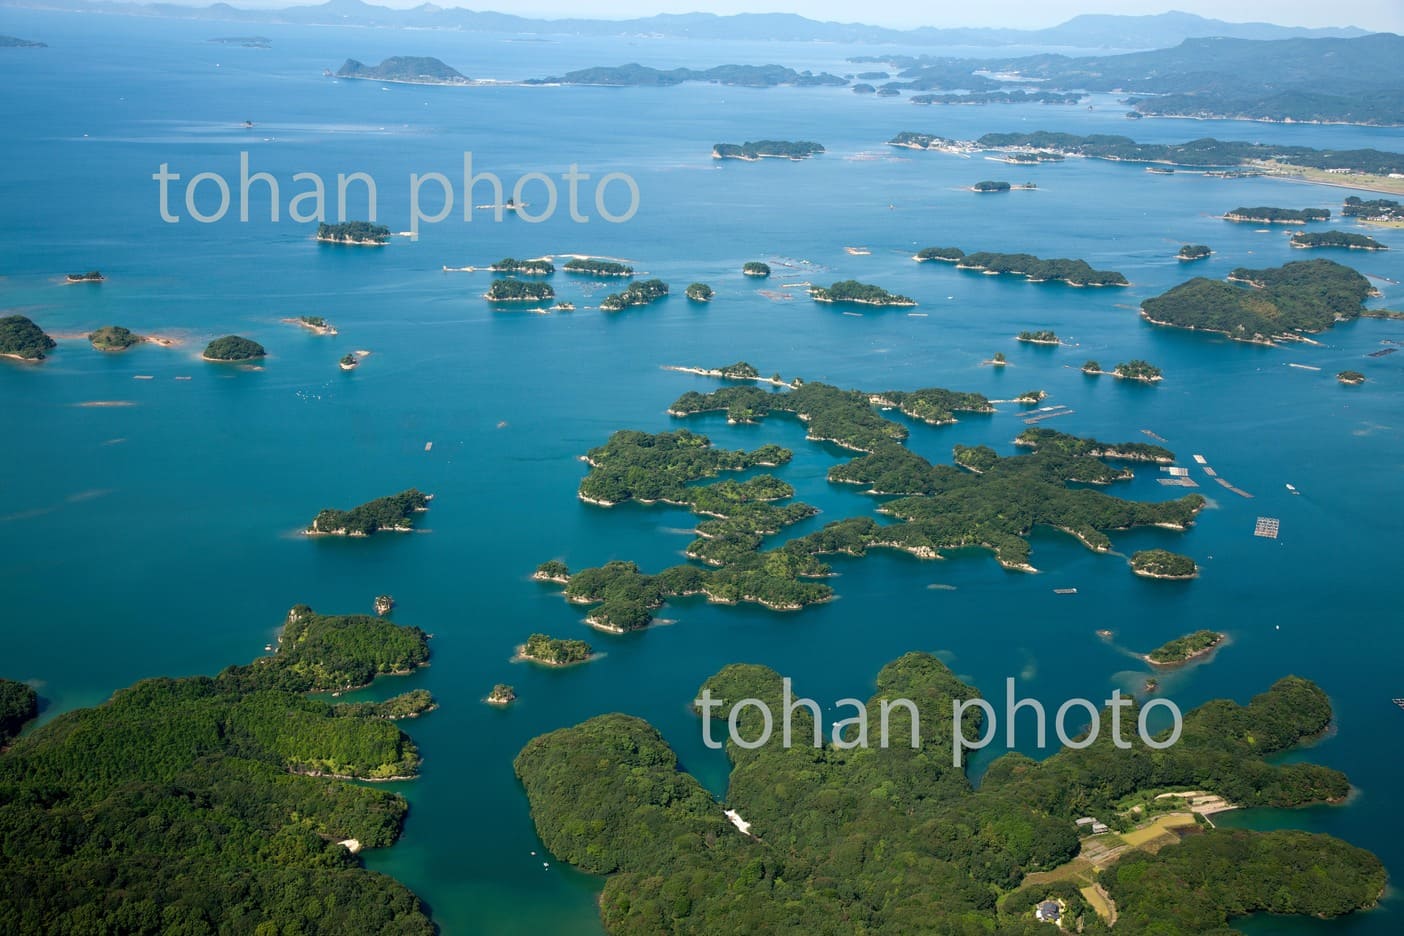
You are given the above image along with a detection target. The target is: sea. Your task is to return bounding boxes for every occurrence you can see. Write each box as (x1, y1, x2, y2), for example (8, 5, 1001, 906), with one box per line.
(1, 10, 1401, 934)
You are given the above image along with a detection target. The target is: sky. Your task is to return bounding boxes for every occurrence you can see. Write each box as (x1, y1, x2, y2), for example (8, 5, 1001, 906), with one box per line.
(218, 0, 1404, 32)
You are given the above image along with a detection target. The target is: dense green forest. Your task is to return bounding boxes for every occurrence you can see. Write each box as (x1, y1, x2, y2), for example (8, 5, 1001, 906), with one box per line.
(315, 221, 390, 244)
(0, 315, 57, 360)
(1225, 206, 1331, 223)
(1178, 244, 1212, 260)
(1147, 628, 1223, 662)
(1342, 196, 1403, 221)
(1014, 428, 1173, 462)
(1113, 360, 1163, 382)
(810, 280, 916, 306)
(521, 634, 593, 665)
(915, 247, 1128, 286)
(491, 257, 555, 275)
(515, 656, 1381, 934)
(0, 679, 38, 745)
(972, 179, 1012, 191)
(1291, 231, 1388, 250)
(1141, 259, 1376, 343)
(1131, 549, 1199, 579)
(0, 609, 435, 933)
(486, 278, 555, 301)
(308, 488, 431, 535)
(564, 257, 633, 276)
(1017, 330, 1059, 343)
(601, 278, 669, 311)
(713, 140, 825, 160)
(336, 56, 467, 83)
(684, 282, 714, 301)
(202, 335, 266, 361)
(742, 261, 771, 277)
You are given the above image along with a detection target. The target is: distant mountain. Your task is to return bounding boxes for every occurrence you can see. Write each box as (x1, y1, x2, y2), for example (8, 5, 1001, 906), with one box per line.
(0, 1, 1372, 50)
(0, 34, 47, 47)
(336, 55, 469, 84)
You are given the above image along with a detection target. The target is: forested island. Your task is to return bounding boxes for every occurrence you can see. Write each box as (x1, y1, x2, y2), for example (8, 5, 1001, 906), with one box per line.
(563, 257, 633, 277)
(316, 221, 390, 245)
(515, 656, 1381, 934)
(1146, 628, 1224, 664)
(0, 606, 435, 931)
(1291, 231, 1388, 250)
(713, 140, 825, 161)
(1017, 330, 1059, 344)
(1343, 196, 1403, 222)
(0, 315, 57, 361)
(810, 280, 916, 306)
(201, 335, 266, 362)
(491, 257, 555, 275)
(1131, 548, 1199, 579)
(335, 56, 470, 85)
(972, 180, 1011, 192)
(486, 279, 555, 302)
(308, 489, 432, 536)
(1141, 259, 1376, 344)
(916, 247, 1128, 286)
(600, 278, 668, 311)
(88, 325, 143, 351)
(1338, 370, 1367, 385)
(529, 63, 845, 88)
(685, 283, 714, 302)
(65, 270, 104, 283)
(912, 89, 1083, 106)
(1224, 206, 1330, 224)
(486, 684, 516, 705)
(340, 353, 360, 370)
(1107, 360, 1163, 383)
(742, 261, 771, 278)
(520, 634, 593, 666)
(293, 314, 337, 335)
(1178, 244, 1212, 261)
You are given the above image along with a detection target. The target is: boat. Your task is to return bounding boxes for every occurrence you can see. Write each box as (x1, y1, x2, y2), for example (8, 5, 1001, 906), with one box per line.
(1053, 588, 1078, 595)
(1286, 484, 1300, 495)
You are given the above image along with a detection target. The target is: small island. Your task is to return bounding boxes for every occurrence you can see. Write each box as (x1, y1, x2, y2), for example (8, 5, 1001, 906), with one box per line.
(519, 633, 593, 667)
(1131, 549, 1199, 580)
(1112, 360, 1163, 383)
(486, 279, 555, 302)
(1290, 231, 1388, 251)
(563, 258, 633, 277)
(713, 140, 824, 161)
(88, 325, 143, 351)
(491, 257, 555, 275)
(486, 683, 517, 705)
(553, 302, 576, 311)
(316, 221, 390, 246)
(685, 283, 714, 302)
(742, 262, 771, 278)
(202, 335, 266, 362)
(971, 180, 1011, 192)
(810, 280, 916, 307)
(374, 595, 395, 616)
(1146, 629, 1225, 666)
(916, 247, 1128, 287)
(335, 56, 470, 85)
(307, 489, 432, 536)
(600, 279, 668, 312)
(533, 560, 571, 584)
(1178, 244, 1213, 261)
(1017, 330, 1060, 345)
(1223, 206, 1330, 225)
(987, 352, 1008, 367)
(292, 314, 337, 335)
(1338, 370, 1367, 385)
(339, 353, 360, 371)
(209, 36, 271, 48)
(0, 34, 46, 48)
(65, 270, 104, 283)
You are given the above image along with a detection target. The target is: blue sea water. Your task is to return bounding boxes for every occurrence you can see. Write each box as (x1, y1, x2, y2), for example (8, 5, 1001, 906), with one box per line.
(1, 10, 1402, 934)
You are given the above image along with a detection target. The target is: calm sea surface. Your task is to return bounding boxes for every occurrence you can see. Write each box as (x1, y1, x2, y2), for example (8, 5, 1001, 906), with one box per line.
(1, 11, 1402, 934)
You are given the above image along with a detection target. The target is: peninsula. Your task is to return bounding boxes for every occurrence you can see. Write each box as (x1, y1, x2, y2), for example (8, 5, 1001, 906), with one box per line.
(307, 488, 432, 536)
(810, 280, 916, 307)
(202, 335, 266, 362)
(1131, 549, 1199, 579)
(1146, 628, 1225, 664)
(917, 247, 1128, 286)
(316, 221, 390, 245)
(713, 140, 825, 161)
(335, 56, 471, 85)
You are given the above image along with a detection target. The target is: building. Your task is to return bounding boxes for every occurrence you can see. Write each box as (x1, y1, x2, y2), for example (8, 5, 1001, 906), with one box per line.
(1036, 900, 1062, 924)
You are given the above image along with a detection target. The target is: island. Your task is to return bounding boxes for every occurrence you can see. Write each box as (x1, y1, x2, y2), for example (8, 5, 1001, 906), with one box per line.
(0, 34, 46, 47)
(600, 279, 668, 311)
(988, 351, 1008, 366)
(1223, 206, 1330, 224)
(533, 560, 571, 584)
(1290, 231, 1388, 250)
(1338, 370, 1367, 385)
(1178, 244, 1212, 261)
(486, 684, 517, 705)
(1343, 196, 1404, 223)
(491, 257, 555, 275)
(202, 335, 266, 362)
(553, 302, 576, 311)
(852, 83, 875, 94)
(685, 282, 714, 302)
(1014, 428, 1174, 463)
(0, 607, 436, 931)
(486, 279, 555, 302)
(1131, 548, 1199, 579)
(316, 221, 390, 245)
(742, 261, 771, 278)
(0, 315, 57, 362)
(563, 257, 633, 277)
(209, 36, 271, 48)
(1141, 259, 1377, 344)
(88, 325, 143, 351)
(1017, 330, 1060, 344)
(65, 270, 104, 283)
(713, 140, 825, 161)
(514, 657, 1381, 935)
(1112, 360, 1163, 383)
(292, 314, 337, 335)
(0, 678, 38, 746)
(335, 56, 471, 86)
(912, 89, 1084, 106)
(810, 280, 916, 307)
(915, 247, 1128, 286)
(972, 180, 1012, 192)
(1146, 628, 1225, 664)
(340, 353, 360, 371)
(529, 64, 845, 89)
(307, 489, 432, 536)
(374, 595, 395, 615)
(519, 634, 593, 666)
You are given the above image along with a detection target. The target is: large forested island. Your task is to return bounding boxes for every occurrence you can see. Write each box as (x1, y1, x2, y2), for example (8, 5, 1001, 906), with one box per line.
(563, 257, 633, 277)
(1132, 548, 1199, 579)
(1224, 206, 1330, 224)
(1141, 259, 1377, 344)
(972, 180, 1012, 192)
(491, 257, 554, 275)
(308, 489, 432, 536)
(335, 56, 470, 85)
(486, 279, 555, 302)
(529, 63, 846, 88)
(916, 246, 1128, 286)
(0, 606, 435, 932)
(810, 280, 915, 306)
(712, 140, 824, 161)
(600, 278, 668, 311)
(0, 314, 57, 361)
(515, 656, 1382, 934)
(1291, 231, 1388, 250)
(201, 335, 266, 361)
(316, 221, 390, 245)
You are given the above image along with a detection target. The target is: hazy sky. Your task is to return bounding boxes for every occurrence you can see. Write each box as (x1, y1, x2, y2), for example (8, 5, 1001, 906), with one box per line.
(230, 1, 1404, 32)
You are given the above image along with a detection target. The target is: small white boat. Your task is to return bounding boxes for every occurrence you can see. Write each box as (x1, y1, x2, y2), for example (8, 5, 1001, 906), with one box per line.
(1286, 484, 1300, 495)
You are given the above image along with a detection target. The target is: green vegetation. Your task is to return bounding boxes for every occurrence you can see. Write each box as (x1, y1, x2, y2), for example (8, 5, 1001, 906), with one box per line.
(0, 608, 435, 932)
(1082, 360, 1101, 374)
(316, 221, 390, 244)
(685, 282, 714, 302)
(1015, 428, 1173, 463)
(1291, 230, 1388, 250)
(1142, 259, 1376, 343)
(915, 246, 965, 262)
(0, 679, 37, 746)
(742, 261, 771, 277)
(300, 315, 327, 327)
(1343, 196, 1403, 221)
(332, 690, 437, 720)
(336, 56, 468, 84)
(717, 361, 759, 379)
(564, 257, 633, 277)
(1224, 206, 1330, 223)
(1131, 549, 1199, 580)
(202, 335, 266, 361)
(810, 280, 915, 306)
(88, 325, 142, 351)
(65, 270, 104, 282)
(1147, 628, 1225, 664)
(308, 488, 431, 536)
(1338, 370, 1367, 385)
(491, 257, 555, 275)
(991, 351, 1007, 364)
(340, 353, 359, 368)
(713, 140, 825, 160)
(534, 559, 571, 582)
(1113, 359, 1163, 382)
(916, 246, 1127, 286)
(487, 684, 516, 704)
(1017, 330, 1059, 343)
(601, 279, 668, 311)
(0, 315, 56, 361)
(515, 658, 1378, 934)
(486, 278, 555, 302)
(1178, 244, 1212, 261)
(972, 179, 1012, 192)
(521, 634, 593, 666)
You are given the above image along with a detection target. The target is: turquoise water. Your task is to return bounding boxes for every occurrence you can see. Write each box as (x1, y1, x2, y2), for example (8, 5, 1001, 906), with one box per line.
(2, 11, 1402, 934)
